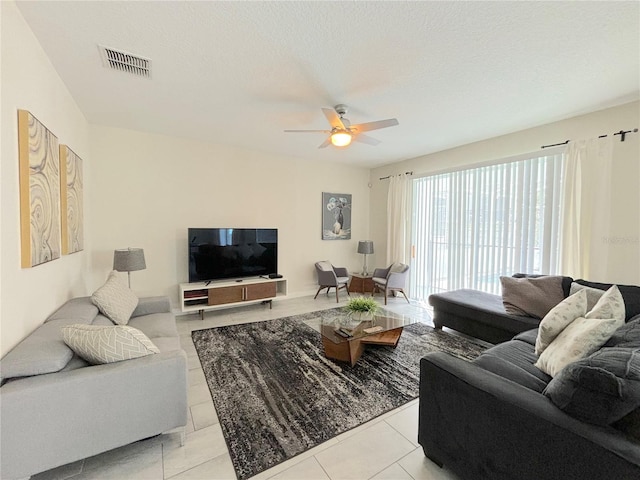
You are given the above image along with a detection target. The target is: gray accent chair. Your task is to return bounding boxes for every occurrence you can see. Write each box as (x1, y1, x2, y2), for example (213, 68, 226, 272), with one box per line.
(372, 263, 410, 305)
(314, 261, 350, 303)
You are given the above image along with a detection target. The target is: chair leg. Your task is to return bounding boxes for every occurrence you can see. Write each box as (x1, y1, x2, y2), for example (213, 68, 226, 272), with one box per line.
(335, 287, 339, 303)
(314, 286, 324, 299)
(384, 288, 388, 305)
(400, 289, 410, 304)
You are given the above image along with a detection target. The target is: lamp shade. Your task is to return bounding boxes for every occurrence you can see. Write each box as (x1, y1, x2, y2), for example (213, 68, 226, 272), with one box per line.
(357, 241, 374, 255)
(113, 248, 146, 272)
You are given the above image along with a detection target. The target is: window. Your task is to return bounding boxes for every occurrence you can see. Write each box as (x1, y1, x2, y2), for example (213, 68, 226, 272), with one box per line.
(410, 151, 564, 302)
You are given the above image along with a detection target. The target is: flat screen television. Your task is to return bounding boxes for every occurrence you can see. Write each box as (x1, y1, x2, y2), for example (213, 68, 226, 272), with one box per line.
(188, 228, 278, 283)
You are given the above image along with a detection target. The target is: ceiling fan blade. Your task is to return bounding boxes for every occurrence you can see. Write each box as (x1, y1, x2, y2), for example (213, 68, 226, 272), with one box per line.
(284, 129, 331, 133)
(354, 133, 381, 146)
(318, 137, 331, 149)
(350, 118, 399, 133)
(322, 107, 346, 130)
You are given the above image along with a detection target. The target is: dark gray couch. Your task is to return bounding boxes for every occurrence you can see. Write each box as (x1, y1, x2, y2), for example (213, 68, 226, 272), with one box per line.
(428, 276, 640, 344)
(418, 325, 640, 480)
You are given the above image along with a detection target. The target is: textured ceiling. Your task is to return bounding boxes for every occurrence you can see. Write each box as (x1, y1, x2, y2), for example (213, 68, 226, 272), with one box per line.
(15, 1, 640, 168)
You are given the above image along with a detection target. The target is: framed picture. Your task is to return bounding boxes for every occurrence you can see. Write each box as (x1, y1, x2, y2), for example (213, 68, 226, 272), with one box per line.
(60, 144, 84, 255)
(18, 110, 61, 267)
(322, 192, 351, 240)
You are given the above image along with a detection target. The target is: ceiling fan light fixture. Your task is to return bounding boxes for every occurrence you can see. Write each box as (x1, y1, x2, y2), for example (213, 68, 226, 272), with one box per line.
(331, 131, 352, 147)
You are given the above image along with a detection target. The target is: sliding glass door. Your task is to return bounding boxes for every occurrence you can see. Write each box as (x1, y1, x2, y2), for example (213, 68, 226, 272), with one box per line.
(410, 151, 564, 303)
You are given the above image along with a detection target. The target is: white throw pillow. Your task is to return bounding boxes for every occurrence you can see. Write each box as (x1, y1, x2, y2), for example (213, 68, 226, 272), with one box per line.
(535, 286, 625, 377)
(535, 289, 588, 355)
(569, 282, 605, 311)
(91, 271, 139, 325)
(61, 324, 159, 365)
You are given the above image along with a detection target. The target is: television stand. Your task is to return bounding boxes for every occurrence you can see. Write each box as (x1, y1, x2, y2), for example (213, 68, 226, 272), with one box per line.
(180, 277, 287, 319)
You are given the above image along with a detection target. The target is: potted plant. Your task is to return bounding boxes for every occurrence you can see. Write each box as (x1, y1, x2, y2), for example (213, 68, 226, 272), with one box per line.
(344, 297, 380, 323)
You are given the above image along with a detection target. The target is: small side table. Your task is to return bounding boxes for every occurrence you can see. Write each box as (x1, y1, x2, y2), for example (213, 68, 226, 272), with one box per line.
(349, 273, 374, 294)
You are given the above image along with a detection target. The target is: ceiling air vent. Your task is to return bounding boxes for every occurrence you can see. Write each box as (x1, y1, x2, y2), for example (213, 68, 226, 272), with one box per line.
(99, 45, 151, 78)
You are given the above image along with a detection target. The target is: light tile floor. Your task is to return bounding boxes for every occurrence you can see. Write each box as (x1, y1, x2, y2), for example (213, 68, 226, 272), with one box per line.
(33, 293, 463, 480)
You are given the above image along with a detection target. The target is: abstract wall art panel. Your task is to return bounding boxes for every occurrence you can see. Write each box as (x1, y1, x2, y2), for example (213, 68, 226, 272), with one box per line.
(18, 110, 61, 267)
(59, 145, 84, 255)
(322, 192, 351, 240)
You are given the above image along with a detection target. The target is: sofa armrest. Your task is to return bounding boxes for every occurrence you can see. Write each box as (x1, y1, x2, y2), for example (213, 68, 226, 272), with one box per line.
(419, 352, 640, 480)
(132, 295, 171, 317)
(0, 349, 187, 479)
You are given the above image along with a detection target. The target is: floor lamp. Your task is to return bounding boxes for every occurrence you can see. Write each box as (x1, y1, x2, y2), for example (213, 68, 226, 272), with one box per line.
(357, 240, 374, 276)
(113, 248, 146, 288)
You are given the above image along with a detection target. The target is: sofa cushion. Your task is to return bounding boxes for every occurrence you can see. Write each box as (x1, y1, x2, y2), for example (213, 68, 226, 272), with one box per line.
(151, 336, 182, 353)
(512, 328, 538, 346)
(605, 317, 640, 348)
(429, 289, 541, 334)
(91, 314, 116, 326)
(535, 289, 588, 355)
(474, 339, 551, 393)
(613, 408, 640, 441)
(575, 279, 640, 321)
(0, 319, 75, 383)
(91, 271, 139, 325)
(45, 297, 99, 324)
(61, 324, 159, 365)
(131, 296, 171, 317)
(535, 286, 626, 377)
(128, 313, 179, 339)
(570, 282, 605, 311)
(500, 275, 566, 319)
(544, 347, 640, 426)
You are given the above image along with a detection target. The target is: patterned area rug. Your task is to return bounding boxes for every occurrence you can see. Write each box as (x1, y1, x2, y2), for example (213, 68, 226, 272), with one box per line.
(191, 308, 487, 480)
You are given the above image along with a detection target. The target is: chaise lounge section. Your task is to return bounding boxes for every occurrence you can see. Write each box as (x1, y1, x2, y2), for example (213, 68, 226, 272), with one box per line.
(419, 278, 640, 480)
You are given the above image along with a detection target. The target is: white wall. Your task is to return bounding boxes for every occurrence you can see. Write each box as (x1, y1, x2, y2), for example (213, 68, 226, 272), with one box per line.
(88, 126, 371, 305)
(371, 101, 640, 286)
(1, 1, 91, 356)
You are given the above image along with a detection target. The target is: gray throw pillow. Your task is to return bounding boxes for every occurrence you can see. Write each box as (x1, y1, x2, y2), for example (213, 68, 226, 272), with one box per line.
(543, 346, 640, 425)
(500, 275, 565, 319)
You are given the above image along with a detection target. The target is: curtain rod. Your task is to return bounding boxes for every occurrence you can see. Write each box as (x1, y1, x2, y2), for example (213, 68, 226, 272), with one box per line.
(541, 128, 638, 149)
(379, 171, 413, 180)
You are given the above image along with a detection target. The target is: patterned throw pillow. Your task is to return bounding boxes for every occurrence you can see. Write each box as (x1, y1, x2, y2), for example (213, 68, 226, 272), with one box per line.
(91, 271, 138, 325)
(535, 289, 588, 355)
(61, 324, 159, 365)
(569, 282, 605, 312)
(535, 286, 626, 377)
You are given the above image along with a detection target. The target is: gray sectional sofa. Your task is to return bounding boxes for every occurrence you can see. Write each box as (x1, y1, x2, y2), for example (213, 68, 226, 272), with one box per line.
(0, 296, 188, 479)
(420, 278, 640, 479)
(428, 275, 640, 343)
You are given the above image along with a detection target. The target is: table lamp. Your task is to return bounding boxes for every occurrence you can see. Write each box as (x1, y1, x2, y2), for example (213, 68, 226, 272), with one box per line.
(357, 240, 374, 276)
(113, 248, 146, 288)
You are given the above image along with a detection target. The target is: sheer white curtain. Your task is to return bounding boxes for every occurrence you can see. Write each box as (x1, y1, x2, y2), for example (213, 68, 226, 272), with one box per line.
(386, 173, 411, 265)
(411, 151, 564, 301)
(560, 137, 614, 279)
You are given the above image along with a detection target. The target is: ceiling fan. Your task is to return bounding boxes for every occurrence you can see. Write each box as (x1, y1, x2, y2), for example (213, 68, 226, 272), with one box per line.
(284, 104, 399, 148)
